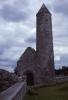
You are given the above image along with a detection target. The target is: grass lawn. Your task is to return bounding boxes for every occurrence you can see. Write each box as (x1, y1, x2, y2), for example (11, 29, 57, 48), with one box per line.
(24, 82, 68, 100)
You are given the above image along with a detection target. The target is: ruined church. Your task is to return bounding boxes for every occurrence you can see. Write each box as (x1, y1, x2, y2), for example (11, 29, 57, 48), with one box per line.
(15, 4, 55, 85)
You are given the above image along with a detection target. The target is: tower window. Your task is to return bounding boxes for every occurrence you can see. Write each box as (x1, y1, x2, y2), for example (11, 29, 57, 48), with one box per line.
(45, 19, 49, 24)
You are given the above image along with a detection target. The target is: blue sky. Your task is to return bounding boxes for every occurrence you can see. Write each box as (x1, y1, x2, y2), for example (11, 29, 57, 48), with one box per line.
(0, 0, 68, 72)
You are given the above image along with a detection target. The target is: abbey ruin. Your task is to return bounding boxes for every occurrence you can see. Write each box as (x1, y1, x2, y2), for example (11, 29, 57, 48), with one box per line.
(15, 4, 55, 86)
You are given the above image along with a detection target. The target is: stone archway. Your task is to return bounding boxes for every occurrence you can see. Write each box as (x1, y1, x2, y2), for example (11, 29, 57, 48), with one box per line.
(25, 71, 34, 86)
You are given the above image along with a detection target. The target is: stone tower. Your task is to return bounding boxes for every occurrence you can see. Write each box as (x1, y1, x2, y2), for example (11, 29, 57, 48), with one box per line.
(36, 4, 55, 80)
(15, 4, 55, 86)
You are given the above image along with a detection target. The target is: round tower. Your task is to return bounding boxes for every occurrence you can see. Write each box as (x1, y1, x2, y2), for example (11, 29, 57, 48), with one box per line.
(36, 4, 55, 79)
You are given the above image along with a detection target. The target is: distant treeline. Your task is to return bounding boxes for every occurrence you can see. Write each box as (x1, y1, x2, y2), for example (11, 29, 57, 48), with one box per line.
(55, 66, 68, 76)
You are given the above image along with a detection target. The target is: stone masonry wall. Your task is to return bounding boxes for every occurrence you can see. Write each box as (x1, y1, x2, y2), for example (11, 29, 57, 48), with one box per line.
(0, 82, 26, 100)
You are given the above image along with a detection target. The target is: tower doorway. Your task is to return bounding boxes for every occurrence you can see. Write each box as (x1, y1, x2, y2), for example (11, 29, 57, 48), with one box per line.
(26, 71, 34, 86)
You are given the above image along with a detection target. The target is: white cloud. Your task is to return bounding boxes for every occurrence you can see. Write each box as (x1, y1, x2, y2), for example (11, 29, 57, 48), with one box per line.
(0, 66, 14, 72)
(55, 56, 60, 61)
(54, 46, 68, 55)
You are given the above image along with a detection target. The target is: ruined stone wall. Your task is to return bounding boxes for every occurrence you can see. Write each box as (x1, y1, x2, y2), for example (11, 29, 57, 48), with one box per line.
(0, 82, 26, 100)
(15, 47, 39, 85)
(15, 47, 35, 75)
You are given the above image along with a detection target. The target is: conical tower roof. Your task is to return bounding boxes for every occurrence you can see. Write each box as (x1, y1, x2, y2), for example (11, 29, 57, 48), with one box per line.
(37, 4, 51, 16)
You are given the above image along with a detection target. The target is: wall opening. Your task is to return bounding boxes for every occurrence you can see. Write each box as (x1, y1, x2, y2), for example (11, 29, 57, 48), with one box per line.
(25, 71, 34, 86)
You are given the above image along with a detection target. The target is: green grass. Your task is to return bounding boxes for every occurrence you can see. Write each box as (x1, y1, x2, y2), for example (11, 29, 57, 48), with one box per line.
(24, 82, 68, 100)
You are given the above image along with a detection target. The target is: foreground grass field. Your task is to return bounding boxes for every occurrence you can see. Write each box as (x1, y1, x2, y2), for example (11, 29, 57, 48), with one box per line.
(25, 82, 68, 100)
